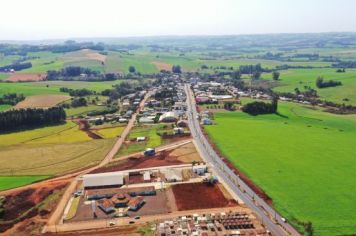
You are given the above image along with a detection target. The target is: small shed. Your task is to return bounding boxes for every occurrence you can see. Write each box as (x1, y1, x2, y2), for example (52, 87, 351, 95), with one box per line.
(192, 164, 208, 175)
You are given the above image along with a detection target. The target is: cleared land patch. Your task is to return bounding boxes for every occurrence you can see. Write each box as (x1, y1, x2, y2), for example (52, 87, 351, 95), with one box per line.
(205, 102, 356, 235)
(152, 61, 172, 71)
(14, 94, 71, 109)
(172, 183, 236, 211)
(6, 73, 46, 82)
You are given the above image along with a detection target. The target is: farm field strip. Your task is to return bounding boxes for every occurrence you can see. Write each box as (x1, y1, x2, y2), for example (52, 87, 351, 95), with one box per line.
(0, 176, 50, 191)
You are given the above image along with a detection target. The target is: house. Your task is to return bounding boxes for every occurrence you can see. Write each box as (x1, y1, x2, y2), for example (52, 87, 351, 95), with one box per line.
(128, 196, 145, 211)
(136, 136, 146, 142)
(139, 117, 154, 124)
(83, 172, 124, 189)
(192, 164, 208, 175)
(159, 111, 178, 123)
(143, 171, 151, 181)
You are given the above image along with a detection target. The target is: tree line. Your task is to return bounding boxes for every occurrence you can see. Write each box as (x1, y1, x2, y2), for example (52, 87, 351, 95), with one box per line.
(0, 62, 32, 72)
(242, 97, 278, 115)
(316, 76, 342, 88)
(0, 93, 25, 106)
(59, 87, 95, 97)
(0, 107, 66, 132)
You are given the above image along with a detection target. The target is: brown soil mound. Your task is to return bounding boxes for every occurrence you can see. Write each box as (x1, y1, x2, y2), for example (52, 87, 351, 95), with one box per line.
(7, 73, 47, 82)
(0, 181, 68, 233)
(172, 183, 236, 211)
(152, 61, 172, 71)
(75, 120, 102, 139)
(90, 150, 183, 174)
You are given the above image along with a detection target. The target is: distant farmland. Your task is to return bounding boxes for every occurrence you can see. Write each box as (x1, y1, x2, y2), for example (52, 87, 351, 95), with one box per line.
(14, 94, 70, 109)
(205, 102, 356, 235)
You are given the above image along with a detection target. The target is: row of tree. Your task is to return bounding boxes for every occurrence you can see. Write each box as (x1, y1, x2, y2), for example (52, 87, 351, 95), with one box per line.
(0, 93, 25, 106)
(316, 76, 342, 88)
(59, 87, 95, 97)
(0, 62, 32, 72)
(242, 97, 278, 115)
(0, 107, 66, 132)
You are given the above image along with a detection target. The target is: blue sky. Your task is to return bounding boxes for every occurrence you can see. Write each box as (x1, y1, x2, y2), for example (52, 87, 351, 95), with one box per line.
(0, 0, 356, 40)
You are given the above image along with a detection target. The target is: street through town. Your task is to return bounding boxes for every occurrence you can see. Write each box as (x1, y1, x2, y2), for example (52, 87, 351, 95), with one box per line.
(184, 84, 301, 236)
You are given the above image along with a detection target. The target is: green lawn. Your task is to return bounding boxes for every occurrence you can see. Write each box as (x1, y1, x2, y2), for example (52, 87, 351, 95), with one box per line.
(205, 102, 356, 235)
(0, 176, 50, 191)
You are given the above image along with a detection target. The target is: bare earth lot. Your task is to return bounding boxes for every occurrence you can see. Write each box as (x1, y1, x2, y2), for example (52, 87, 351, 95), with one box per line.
(172, 183, 237, 211)
(7, 73, 47, 82)
(14, 94, 71, 109)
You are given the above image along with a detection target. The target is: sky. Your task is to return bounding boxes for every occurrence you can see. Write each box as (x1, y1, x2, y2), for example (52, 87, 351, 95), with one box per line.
(1, 0, 356, 40)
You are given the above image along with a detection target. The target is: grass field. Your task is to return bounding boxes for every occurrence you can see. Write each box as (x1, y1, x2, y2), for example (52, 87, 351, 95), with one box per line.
(0, 176, 50, 191)
(0, 104, 11, 112)
(205, 102, 356, 235)
(116, 124, 167, 156)
(0, 80, 121, 97)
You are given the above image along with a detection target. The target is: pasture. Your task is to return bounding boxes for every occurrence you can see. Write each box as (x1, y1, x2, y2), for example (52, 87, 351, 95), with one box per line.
(274, 68, 356, 105)
(205, 102, 356, 235)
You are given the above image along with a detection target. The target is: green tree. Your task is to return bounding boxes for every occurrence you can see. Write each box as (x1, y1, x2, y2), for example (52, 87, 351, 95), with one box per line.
(272, 71, 280, 80)
(129, 66, 136, 73)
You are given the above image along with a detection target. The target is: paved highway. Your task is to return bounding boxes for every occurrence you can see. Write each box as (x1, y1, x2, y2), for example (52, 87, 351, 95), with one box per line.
(184, 84, 301, 236)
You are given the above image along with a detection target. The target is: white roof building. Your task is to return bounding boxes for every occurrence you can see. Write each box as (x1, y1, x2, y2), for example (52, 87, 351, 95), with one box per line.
(83, 172, 124, 188)
(159, 111, 178, 123)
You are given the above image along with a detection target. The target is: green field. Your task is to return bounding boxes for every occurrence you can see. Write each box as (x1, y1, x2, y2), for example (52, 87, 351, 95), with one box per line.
(0, 176, 50, 191)
(205, 103, 356, 235)
(0, 80, 121, 97)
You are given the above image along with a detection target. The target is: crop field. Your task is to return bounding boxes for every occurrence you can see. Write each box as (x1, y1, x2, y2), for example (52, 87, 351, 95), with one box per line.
(65, 105, 107, 117)
(93, 125, 125, 139)
(0, 121, 114, 177)
(0, 121, 89, 146)
(0, 73, 9, 80)
(205, 102, 356, 235)
(14, 94, 70, 109)
(0, 176, 49, 191)
(0, 138, 114, 176)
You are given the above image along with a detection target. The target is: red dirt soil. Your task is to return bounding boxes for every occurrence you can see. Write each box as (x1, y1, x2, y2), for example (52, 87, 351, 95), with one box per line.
(75, 119, 103, 139)
(7, 73, 47, 82)
(172, 183, 237, 211)
(90, 150, 184, 174)
(0, 180, 69, 233)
